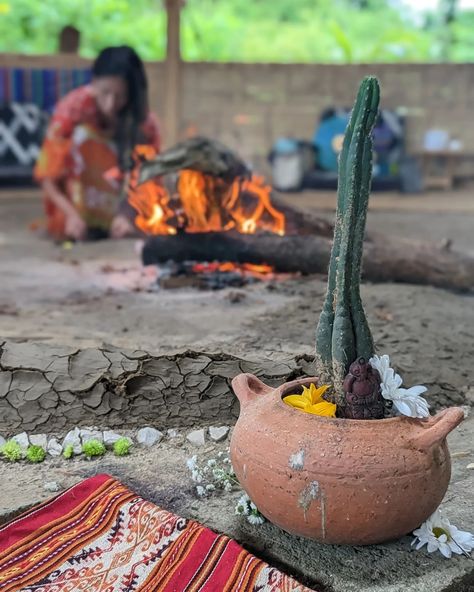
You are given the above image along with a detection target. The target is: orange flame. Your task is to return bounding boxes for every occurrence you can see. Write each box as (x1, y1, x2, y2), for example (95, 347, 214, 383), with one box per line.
(191, 261, 274, 277)
(127, 146, 285, 237)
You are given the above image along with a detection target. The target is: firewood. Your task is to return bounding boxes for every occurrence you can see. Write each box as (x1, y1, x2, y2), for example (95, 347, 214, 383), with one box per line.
(142, 231, 474, 292)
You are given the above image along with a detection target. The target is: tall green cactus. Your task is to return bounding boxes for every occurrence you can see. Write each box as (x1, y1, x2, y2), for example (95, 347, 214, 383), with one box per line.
(315, 77, 380, 404)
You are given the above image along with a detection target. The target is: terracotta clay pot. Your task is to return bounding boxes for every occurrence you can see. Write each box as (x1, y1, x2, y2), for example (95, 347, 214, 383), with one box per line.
(230, 373, 464, 545)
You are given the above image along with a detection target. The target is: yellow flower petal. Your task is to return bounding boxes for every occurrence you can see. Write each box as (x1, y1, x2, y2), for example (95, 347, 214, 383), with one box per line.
(305, 401, 337, 417)
(284, 383, 331, 410)
(299, 385, 313, 405)
(283, 395, 307, 410)
(306, 383, 330, 405)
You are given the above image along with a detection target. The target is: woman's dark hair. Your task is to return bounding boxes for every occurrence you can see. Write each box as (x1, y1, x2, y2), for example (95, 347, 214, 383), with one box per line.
(92, 45, 148, 171)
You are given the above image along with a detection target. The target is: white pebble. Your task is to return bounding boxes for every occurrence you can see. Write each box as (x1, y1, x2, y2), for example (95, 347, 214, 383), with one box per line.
(12, 432, 29, 452)
(137, 427, 164, 447)
(47, 437, 63, 457)
(208, 426, 230, 442)
(187, 429, 207, 446)
(62, 428, 82, 454)
(29, 434, 48, 449)
(44, 481, 62, 492)
(103, 430, 123, 447)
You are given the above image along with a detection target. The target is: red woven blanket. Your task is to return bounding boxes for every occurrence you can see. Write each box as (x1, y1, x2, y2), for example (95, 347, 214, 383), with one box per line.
(0, 474, 314, 592)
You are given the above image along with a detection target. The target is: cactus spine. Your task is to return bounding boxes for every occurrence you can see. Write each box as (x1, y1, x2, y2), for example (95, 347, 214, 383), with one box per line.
(315, 77, 380, 404)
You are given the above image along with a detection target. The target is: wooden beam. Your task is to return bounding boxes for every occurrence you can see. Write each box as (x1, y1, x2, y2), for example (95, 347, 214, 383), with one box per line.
(164, 0, 184, 147)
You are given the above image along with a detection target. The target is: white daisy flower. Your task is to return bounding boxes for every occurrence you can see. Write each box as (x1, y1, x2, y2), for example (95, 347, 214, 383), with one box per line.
(235, 493, 251, 515)
(369, 353, 392, 385)
(247, 512, 265, 526)
(207, 459, 217, 467)
(186, 455, 198, 470)
(224, 481, 233, 492)
(369, 355, 430, 418)
(191, 469, 203, 483)
(195, 485, 206, 497)
(413, 509, 474, 558)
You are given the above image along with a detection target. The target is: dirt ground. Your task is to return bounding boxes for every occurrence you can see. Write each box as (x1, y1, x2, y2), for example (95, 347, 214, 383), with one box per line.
(0, 188, 473, 591)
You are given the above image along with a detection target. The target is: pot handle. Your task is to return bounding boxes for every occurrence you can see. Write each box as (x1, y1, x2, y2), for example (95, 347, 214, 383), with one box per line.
(231, 373, 273, 408)
(408, 407, 464, 451)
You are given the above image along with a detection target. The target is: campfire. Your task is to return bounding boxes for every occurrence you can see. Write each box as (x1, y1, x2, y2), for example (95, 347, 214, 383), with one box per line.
(128, 145, 285, 238)
(125, 139, 288, 288)
(124, 138, 474, 293)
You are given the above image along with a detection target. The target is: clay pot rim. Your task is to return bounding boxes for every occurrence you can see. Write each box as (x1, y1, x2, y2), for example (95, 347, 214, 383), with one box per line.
(277, 376, 421, 426)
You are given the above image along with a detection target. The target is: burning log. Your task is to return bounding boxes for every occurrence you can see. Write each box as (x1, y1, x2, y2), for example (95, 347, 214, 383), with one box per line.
(142, 231, 474, 292)
(129, 139, 474, 292)
(138, 136, 249, 184)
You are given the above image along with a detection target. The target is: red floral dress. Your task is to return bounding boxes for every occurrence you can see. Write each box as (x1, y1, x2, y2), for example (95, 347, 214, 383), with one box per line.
(34, 85, 161, 239)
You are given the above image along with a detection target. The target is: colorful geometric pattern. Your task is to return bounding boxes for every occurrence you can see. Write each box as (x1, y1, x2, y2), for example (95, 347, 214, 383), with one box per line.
(0, 68, 92, 113)
(0, 474, 315, 592)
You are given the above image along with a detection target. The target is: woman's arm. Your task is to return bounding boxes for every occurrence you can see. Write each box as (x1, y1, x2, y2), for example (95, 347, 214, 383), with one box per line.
(41, 178, 87, 240)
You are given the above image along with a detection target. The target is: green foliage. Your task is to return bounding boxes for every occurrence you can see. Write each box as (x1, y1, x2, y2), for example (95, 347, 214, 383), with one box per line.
(0, 0, 472, 63)
(63, 444, 74, 459)
(82, 439, 106, 459)
(26, 445, 46, 463)
(0, 0, 166, 58)
(1, 439, 23, 462)
(113, 437, 132, 456)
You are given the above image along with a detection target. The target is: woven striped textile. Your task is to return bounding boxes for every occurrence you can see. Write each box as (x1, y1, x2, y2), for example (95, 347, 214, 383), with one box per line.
(0, 68, 91, 112)
(0, 474, 315, 592)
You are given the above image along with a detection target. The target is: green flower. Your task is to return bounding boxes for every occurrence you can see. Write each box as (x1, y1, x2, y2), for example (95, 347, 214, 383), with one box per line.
(82, 439, 106, 459)
(113, 437, 132, 457)
(26, 445, 46, 463)
(1, 439, 22, 462)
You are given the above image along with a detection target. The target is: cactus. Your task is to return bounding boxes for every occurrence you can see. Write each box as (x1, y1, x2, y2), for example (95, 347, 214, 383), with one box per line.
(315, 77, 380, 404)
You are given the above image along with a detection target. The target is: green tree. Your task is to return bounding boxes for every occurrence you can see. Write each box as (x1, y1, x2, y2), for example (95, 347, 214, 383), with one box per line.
(0, 0, 469, 63)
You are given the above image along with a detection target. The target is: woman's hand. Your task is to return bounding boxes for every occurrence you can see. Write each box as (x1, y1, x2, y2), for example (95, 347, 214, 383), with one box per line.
(65, 210, 87, 240)
(110, 214, 135, 239)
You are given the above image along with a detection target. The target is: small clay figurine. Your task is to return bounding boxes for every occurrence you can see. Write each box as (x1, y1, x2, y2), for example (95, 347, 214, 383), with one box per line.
(342, 357, 385, 419)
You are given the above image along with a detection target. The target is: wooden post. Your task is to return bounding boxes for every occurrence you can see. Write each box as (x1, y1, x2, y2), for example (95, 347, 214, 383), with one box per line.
(164, 0, 183, 148)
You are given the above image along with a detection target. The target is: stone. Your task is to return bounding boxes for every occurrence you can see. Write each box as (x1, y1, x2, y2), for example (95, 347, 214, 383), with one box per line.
(466, 463, 474, 470)
(0, 435, 5, 448)
(44, 481, 62, 492)
(29, 434, 48, 449)
(137, 427, 163, 447)
(103, 430, 123, 447)
(167, 429, 180, 439)
(12, 431, 29, 451)
(186, 429, 207, 446)
(47, 437, 63, 456)
(80, 428, 103, 444)
(209, 426, 230, 442)
(62, 427, 82, 454)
